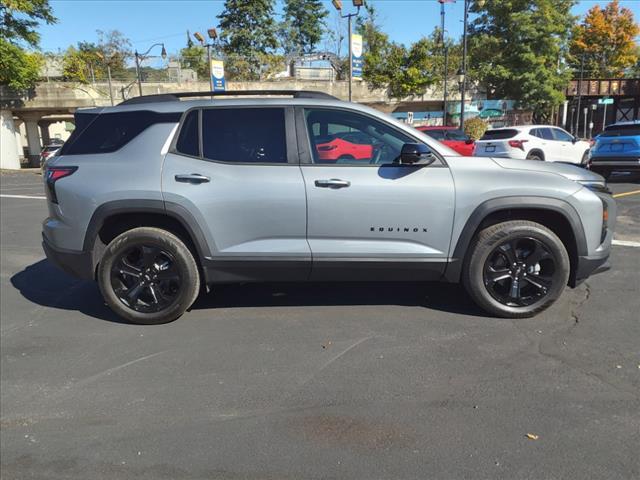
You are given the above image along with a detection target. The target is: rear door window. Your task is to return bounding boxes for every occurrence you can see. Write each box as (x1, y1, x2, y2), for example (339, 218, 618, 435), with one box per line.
(201, 108, 287, 164)
(60, 111, 181, 155)
(445, 129, 469, 141)
(479, 129, 519, 140)
(421, 130, 446, 140)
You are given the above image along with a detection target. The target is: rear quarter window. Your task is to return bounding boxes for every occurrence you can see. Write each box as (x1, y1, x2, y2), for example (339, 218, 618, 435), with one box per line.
(60, 111, 181, 155)
(479, 129, 519, 140)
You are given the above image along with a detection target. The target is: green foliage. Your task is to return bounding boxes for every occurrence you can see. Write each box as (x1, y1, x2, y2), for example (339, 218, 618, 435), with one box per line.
(0, 0, 55, 90)
(218, 0, 278, 80)
(0, 0, 56, 47)
(469, 0, 576, 117)
(280, 0, 328, 56)
(0, 38, 43, 89)
(463, 117, 488, 140)
(569, 0, 639, 77)
(179, 44, 209, 79)
(356, 6, 438, 99)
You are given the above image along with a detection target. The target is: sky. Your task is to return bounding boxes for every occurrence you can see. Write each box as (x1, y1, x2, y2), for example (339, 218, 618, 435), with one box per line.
(38, 0, 640, 58)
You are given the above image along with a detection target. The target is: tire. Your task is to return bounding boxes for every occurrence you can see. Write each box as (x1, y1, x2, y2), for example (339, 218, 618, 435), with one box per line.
(526, 151, 544, 161)
(462, 220, 570, 318)
(98, 227, 200, 324)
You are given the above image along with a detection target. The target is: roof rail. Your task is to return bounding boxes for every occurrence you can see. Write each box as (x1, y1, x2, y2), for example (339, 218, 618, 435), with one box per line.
(119, 90, 339, 105)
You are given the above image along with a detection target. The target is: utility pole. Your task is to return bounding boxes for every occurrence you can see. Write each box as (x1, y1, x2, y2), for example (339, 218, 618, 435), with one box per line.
(106, 64, 114, 106)
(575, 53, 585, 136)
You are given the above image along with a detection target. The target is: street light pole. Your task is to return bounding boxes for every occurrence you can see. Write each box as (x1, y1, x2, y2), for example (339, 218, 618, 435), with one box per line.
(439, 0, 453, 126)
(460, 0, 469, 131)
(134, 43, 167, 97)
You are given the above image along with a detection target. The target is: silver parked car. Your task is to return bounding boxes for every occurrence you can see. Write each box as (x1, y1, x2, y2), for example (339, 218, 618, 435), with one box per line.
(42, 91, 616, 324)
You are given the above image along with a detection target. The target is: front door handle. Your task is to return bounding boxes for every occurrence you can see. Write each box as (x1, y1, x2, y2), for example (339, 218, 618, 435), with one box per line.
(314, 179, 351, 189)
(175, 173, 210, 184)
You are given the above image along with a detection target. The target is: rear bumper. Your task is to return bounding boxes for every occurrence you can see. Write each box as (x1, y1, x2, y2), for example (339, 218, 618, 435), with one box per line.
(42, 233, 94, 280)
(589, 157, 640, 172)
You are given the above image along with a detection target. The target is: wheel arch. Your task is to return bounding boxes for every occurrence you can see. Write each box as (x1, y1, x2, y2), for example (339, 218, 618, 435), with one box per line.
(444, 197, 588, 286)
(84, 200, 211, 281)
(526, 149, 545, 160)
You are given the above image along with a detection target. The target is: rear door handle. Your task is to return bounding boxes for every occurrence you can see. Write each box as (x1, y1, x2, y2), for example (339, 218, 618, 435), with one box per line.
(314, 179, 351, 189)
(175, 173, 210, 184)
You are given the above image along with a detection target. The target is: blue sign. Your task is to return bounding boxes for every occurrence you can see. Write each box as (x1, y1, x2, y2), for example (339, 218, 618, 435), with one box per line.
(351, 34, 363, 79)
(211, 60, 226, 91)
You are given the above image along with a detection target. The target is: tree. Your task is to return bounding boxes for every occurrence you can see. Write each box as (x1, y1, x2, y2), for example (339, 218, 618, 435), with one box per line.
(0, 41, 43, 90)
(96, 30, 132, 79)
(469, 0, 576, 119)
(0, 0, 56, 48)
(569, 0, 639, 78)
(217, 0, 278, 80)
(179, 44, 209, 79)
(62, 42, 102, 83)
(0, 0, 56, 90)
(355, 5, 437, 99)
(280, 0, 328, 56)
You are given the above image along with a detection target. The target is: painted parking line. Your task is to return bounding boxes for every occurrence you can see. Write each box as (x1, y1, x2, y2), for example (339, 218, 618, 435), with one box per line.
(0, 194, 46, 200)
(613, 189, 640, 199)
(612, 239, 640, 248)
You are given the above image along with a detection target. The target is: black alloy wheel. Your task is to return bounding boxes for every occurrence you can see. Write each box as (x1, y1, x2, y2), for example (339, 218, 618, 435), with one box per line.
(110, 244, 182, 313)
(483, 237, 557, 307)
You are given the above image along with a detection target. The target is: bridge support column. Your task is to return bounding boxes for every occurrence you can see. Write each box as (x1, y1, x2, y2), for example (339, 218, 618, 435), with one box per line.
(21, 113, 43, 167)
(1, 110, 21, 170)
(39, 120, 52, 146)
(14, 120, 24, 160)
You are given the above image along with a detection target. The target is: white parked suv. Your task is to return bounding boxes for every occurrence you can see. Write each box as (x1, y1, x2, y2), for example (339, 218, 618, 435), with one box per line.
(474, 125, 591, 164)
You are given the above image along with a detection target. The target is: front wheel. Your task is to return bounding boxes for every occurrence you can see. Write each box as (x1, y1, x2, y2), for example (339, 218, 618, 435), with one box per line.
(463, 221, 570, 318)
(98, 227, 200, 324)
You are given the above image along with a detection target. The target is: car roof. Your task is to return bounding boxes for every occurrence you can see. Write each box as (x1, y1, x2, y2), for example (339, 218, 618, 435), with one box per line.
(417, 126, 459, 130)
(609, 120, 640, 126)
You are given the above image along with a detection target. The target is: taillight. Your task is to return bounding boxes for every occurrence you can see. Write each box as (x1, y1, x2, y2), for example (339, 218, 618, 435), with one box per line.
(46, 166, 77, 204)
(508, 140, 528, 151)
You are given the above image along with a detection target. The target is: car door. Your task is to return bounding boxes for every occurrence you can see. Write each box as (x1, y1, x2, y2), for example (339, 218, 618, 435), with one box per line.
(162, 106, 310, 282)
(551, 127, 582, 163)
(297, 107, 455, 281)
(547, 127, 574, 163)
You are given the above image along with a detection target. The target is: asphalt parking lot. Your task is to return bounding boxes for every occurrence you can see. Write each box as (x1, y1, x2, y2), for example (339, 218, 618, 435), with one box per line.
(1, 170, 638, 480)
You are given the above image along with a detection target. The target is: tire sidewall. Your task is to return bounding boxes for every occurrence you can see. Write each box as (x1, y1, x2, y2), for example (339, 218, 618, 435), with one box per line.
(98, 228, 199, 324)
(466, 224, 570, 317)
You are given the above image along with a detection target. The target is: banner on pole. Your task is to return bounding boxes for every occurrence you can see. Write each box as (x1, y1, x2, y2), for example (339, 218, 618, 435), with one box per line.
(351, 34, 363, 79)
(211, 60, 226, 91)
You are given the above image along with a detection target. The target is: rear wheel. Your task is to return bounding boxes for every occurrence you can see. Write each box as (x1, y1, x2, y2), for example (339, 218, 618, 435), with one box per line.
(98, 227, 200, 324)
(463, 221, 570, 318)
(526, 151, 544, 161)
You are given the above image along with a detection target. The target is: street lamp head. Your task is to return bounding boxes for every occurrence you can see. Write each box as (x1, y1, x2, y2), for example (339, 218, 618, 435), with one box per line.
(332, 0, 342, 11)
(352, 0, 364, 7)
(160, 45, 167, 60)
(456, 68, 465, 85)
(193, 31, 205, 45)
(207, 28, 218, 40)
(476, 0, 486, 7)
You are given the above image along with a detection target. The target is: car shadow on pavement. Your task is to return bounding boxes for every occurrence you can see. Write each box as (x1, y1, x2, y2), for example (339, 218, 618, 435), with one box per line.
(11, 259, 485, 324)
(10, 259, 125, 324)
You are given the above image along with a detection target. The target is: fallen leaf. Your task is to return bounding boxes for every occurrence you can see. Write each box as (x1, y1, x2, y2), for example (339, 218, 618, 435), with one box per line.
(525, 433, 539, 440)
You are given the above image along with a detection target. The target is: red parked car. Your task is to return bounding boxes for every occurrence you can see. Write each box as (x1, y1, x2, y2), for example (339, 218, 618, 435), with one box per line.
(417, 126, 475, 156)
(315, 131, 374, 162)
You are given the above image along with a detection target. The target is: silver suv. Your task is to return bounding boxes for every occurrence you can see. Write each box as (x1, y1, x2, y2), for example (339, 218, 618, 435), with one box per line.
(42, 91, 616, 324)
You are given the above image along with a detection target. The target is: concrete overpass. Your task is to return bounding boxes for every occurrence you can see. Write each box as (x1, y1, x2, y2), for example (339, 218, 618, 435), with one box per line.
(1, 79, 473, 169)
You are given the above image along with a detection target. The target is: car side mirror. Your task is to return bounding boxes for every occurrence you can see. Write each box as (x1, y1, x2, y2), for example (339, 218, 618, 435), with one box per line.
(399, 143, 435, 165)
(465, 139, 474, 145)
(572, 136, 578, 144)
